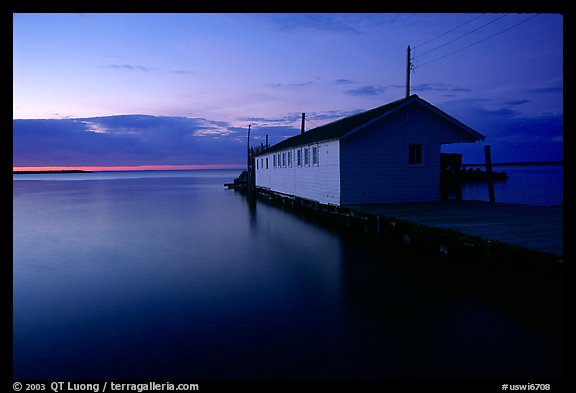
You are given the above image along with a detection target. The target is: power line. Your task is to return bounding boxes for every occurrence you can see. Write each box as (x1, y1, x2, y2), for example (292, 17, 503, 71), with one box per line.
(414, 14, 486, 49)
(305, 117, 321, 129)
(416, 14, 540, 68)
(413, 14, 509, 59)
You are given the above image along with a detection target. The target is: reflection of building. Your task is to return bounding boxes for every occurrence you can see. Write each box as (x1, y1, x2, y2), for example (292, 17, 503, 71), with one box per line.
(254, 94, 484, 205)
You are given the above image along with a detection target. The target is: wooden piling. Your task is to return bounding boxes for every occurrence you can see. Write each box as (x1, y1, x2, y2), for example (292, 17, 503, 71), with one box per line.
(484, 145, 496, 203)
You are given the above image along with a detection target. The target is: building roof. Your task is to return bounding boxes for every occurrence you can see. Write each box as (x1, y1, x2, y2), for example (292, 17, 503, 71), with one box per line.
(255, 94, 485, 156)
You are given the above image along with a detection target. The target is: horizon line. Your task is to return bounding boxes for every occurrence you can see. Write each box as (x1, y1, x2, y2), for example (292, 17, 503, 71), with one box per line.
(13, 164, 246, 172)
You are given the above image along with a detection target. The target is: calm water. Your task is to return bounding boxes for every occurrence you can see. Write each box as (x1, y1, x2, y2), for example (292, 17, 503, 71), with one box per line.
(461, 164, 563, 206)
(13, 168, 563, 380)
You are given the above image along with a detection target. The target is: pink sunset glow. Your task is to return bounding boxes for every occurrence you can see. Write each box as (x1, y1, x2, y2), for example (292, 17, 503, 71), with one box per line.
(13, 164, 244, 172)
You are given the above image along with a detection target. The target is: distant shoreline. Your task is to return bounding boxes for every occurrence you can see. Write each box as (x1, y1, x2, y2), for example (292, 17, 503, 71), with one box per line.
(13, 170, 93, 174)
(463, 160, 562, 167)
(12, 161, 562, 174)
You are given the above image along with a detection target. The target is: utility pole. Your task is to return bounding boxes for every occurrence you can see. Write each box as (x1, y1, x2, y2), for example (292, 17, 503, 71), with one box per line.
(247, 124, 251, 171)
(301, 113, 305, 135)
(246, 124, 255, 197)
(406, 45, 412, 98)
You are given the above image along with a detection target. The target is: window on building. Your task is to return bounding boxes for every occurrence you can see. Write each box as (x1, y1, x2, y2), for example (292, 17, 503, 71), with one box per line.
(297, 149, 302, 166)
(312, 146, 319, 166)
(409, 144, 423, 165)
(288, 151, 292, 167)
(266, 158, 268, 169)
(304, 147, 310, 166)
(281, 152, 285, 167)
(256, 159, 259, 170)
(273, 154, 276, 168)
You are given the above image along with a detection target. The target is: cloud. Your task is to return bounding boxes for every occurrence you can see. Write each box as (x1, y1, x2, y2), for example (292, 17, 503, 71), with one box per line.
(13, 115, 246, 167)
(527, 83, 563, 94)
(479, 106, 519, 117)
(440, 97, 563, 163)
(104, 64, 155, 72)
(493, 114, 563, 142)
(236, 109, 367, 146)
(439, 97, 563, 159)
(264, 13, 414, 34)
(192, 124, 235, 137)
(170, 70, 195, 75)
(104, 64, 196, 75)
(344, 85, 386, 96)
(503, 99, 530, 106)
(307, 109, 364, 122)
(241, 113, 304, 125)
(440, 97, 519, 123)
(249, 125, 301, 146)
(550, 135, 562, 142)
(412, 83, 471, 93)
(487, 114, 564, 162)
(265, 81, 315, 88)
(268, 14, 361, 33)
(81, 121, 109, 134)
(331, 79, 355, 85)
(241, 109, 363, 127)
(341, 81, 469, 96)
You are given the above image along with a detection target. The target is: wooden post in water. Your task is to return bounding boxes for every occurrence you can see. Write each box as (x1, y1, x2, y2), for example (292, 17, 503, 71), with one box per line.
(484, 145, 495, 203)
(456, 153, 463, 200)
(456, 181, 463, 201)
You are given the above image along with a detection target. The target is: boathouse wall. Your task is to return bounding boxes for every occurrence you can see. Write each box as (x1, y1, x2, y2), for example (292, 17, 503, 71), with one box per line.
(255, 139, 341, 205)
(339, 104, 473, 205)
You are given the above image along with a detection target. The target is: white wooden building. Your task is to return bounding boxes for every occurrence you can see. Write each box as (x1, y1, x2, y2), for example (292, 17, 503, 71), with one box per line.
(254, 94, 485, 206)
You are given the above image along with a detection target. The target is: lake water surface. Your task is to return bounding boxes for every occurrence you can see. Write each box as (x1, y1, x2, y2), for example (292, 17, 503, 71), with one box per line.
(461, 163, 563, 206)
(13, 167, 563, 380)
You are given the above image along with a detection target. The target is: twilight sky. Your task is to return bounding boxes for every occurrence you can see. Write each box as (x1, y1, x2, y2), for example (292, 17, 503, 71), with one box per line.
(13, 13, 563, 169)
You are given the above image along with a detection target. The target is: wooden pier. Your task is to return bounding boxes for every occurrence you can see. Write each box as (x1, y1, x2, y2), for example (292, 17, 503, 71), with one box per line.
(253, 188, 563, 266)
(348, 200, 563, 258)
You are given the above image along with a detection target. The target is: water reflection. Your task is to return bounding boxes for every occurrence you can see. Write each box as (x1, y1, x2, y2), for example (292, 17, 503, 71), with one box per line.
(337, 233, 562, 379)
(13, 173, 562, 380)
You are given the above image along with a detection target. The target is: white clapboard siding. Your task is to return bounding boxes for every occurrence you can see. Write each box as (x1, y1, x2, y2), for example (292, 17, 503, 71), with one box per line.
(255, 140, 340, 205)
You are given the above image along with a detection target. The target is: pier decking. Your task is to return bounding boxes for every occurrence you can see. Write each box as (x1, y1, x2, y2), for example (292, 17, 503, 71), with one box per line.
(347, 200, 563, 258)
(251, 185, 564, 263)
